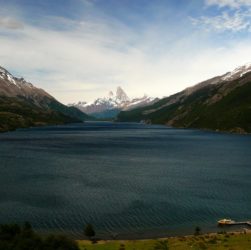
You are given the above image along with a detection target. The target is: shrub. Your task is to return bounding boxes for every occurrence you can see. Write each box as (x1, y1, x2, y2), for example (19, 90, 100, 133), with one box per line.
(0, 222, 79, 250)
(84, 224, 95, 239)
(194, 226, 201, 236)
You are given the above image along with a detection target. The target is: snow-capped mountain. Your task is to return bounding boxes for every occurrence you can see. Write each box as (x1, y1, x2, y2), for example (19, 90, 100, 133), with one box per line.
(69, 63, 251, 118)
(0, 65, 90, 131)
(0, 66, 52, 102)
(221, 62, 251, 81)
(0, 66, 33, 88)
(117, 62, 251, 133)
(68, 86, 157, 117)
(183, 62, 251, 97)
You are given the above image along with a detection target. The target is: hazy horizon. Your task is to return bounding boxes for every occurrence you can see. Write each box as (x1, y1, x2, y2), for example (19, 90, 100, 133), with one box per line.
(1, 0, 251, 104)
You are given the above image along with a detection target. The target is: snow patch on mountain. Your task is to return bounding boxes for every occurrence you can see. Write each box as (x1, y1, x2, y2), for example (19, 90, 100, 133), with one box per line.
(69, 87, 157, 115)
(0, 65, 54, 102)
(0, 66, 34, 89)
(221, 62, 251, 81)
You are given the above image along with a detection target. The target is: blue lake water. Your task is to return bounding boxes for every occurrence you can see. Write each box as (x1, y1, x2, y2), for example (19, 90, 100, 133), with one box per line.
(0, 122, 251, 239)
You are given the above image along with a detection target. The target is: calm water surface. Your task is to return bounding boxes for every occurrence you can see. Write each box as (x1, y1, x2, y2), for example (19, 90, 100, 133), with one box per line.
(0, 122, 251, 238)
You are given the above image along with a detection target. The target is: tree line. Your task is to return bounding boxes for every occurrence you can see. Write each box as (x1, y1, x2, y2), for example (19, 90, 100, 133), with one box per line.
(0, 222, 79, 250)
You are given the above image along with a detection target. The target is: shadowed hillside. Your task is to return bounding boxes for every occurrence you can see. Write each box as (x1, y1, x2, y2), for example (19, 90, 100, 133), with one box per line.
(117, 64, 251, 134)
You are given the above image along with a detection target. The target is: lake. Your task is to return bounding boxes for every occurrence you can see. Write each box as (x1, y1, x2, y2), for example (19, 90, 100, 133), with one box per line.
(0, 122, 251, 239)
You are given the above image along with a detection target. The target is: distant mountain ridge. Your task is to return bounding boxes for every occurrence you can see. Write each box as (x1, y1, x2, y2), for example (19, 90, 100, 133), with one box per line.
(69, 86, 157, 119)
(117, 63, 251, 133)
(0, 66, 90, 132)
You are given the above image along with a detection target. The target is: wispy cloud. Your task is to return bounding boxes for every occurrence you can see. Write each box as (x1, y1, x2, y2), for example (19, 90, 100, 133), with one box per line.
(192, 0, 251, 32)
(0, 17, 24, 29)
(206, 0, 251, 9)
(80, 0, 95, 6)
(191, 10, 250, 32)
(1, 1, 251, 103)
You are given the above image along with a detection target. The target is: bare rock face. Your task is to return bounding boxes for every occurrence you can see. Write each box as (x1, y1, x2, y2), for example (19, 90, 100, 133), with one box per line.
(68, 86, 157, 116)
(0, 66, 53, 105)
(115, 86, 130, 103)
(0, 65, 90, 131)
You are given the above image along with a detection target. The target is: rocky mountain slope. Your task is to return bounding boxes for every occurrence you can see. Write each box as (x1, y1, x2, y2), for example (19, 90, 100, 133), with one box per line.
(117, 63, 251, 133)
(0, 66, 90, 132)
(69, 86, 157, 119)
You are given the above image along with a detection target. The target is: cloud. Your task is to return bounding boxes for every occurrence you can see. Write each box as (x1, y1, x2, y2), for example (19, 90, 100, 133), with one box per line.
(80, 0, 95, 6)
(0, 17, 24, 29)
(0, 16, 153, 102)
(1, 2, 251, 104)
(191, 10, 250, 32)
(192, 0, 251, 32)
(206, 0, 251, 9)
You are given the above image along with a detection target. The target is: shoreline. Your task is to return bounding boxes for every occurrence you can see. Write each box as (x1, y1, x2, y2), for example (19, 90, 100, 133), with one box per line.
(101, 227, 250, 241)
(77, 229, 251, 250)
(79, 229, 251, 241)
(1, 120, 251, 135)
(37, 223, 249, 241)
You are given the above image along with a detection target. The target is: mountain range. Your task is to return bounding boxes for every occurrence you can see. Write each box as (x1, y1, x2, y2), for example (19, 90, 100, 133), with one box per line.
(1, 62, 251, 133)
(68, 86, 157, 119)
(0, 66, 90, 132)
(117, 63, 251, 134)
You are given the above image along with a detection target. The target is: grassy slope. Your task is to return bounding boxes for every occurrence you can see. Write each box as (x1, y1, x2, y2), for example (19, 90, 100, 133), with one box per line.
(79, 232, 251, 250)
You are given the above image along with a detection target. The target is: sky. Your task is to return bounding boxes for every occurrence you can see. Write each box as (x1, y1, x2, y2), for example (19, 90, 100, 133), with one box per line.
(1, 0, 251, 103)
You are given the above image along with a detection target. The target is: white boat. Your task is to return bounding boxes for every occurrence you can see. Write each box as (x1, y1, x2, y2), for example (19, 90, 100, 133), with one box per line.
(218, 218, 235, 225)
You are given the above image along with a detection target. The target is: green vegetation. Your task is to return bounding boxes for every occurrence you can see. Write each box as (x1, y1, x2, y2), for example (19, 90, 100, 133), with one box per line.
(0, 222, 79, 250)
(117, 76, 251, 133)
(154, 240, 169, 250)
(78, 232, 251, 250)
(84, 224, 96, 239)
(0, 96, 91, 132)
(194, 226, 201, 236)
(1, 223, 251, 250)
(47, 98, 92, 121)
